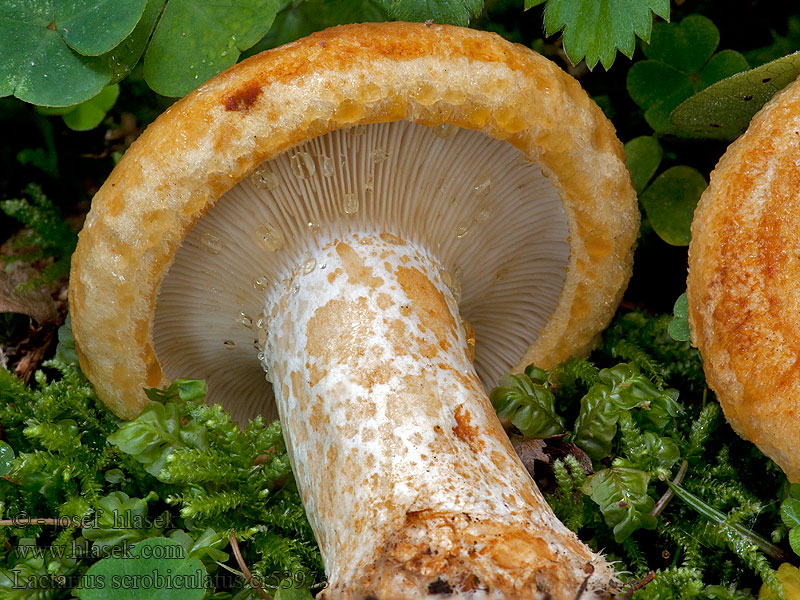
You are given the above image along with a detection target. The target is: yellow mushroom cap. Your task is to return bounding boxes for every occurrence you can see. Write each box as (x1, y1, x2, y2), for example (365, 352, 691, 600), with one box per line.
(689, 75, 800, 482)
(69, 22, 638, 422)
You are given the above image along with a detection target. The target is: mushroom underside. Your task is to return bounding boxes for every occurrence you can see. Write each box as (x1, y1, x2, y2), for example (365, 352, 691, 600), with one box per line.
(154, 120, 570, 424)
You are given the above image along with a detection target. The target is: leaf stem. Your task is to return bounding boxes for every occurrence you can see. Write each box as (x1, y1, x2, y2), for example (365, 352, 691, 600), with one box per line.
(667, 480, 788, 561)
(229, 531, 273, 600)
(651, 459, 688, 517)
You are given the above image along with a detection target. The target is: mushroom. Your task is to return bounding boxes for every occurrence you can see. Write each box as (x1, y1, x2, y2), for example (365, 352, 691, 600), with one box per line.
(688, 76, 800, 483)
(70, 23, 638, 598)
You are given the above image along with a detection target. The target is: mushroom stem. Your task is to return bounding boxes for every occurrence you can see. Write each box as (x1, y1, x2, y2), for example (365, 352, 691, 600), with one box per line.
(263, 231, 618, 599)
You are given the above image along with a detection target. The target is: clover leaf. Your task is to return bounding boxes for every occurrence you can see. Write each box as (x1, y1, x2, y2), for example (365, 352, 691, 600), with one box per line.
(639, 166, 706, 246)
(668, 293, 691, 342)
(0, 1, 111, 106)
(624, 135, 663, 194)
(670, 50, 800, 141)
(525, 0, 669, 70)
(627, 15, 749, 133)
(142, 0, 279, 97)
(378, 0, 482, 27)
(54, 0, 146, 56)
(78, 538, 206, 600)
(581, 461, 657, 542)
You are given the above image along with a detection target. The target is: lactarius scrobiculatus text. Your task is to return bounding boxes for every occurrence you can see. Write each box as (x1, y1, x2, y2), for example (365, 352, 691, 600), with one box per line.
(70, 23, 638, 598)
(688, 76, 800, 484)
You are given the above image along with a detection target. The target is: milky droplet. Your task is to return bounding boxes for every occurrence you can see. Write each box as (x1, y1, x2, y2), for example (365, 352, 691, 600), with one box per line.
(239, 312, 253, 329)
(256, 222, 285, 252)
(200, 233, 224, 254)
(455, 222, 471, 239)
(343, 193, 359, 215)
(290, 151, 316, 179)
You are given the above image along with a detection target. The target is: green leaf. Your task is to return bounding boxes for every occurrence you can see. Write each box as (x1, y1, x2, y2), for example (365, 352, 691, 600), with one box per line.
(0, 440, 15, 476)
(668, 293, 691, 342)
(639, 166, 706, 246)
(145, 378, 208, 403)
(790, 527, 800, 556)
(275, 584, 316, 600)
(102, 0, 165, 83)
(0, 1, 111, 106)
(531, 0, 669, 70)
(670, 50, 800, 141)
(642, 14, 718, 71)
(490, 373, 565, 438)
(82, 491, 161, 553)
(624, 135, 662, 194)
(782, 498, 800, 529)
(61, 83, 118, 130)
(248, 0, 388, 53)
(627, 61, 694, 132)
(107, 401, 208, 477)
(377, 0, 482, 26)
(79, 537, 207, 600)
(626, 15, 748, 133)
(581, 463, 657, 542)
(54, 0, 147, 56)
(143, 0, 280, 97)
(572, 363, 667, 459)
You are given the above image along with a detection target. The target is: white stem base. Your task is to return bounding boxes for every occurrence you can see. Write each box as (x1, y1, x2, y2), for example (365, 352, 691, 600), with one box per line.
(263, 232, 617, 599)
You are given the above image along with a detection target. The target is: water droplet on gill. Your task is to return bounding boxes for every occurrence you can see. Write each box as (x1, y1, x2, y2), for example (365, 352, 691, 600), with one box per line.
(319, 262, 327, 270)
(291, 283, 300, 294)
(223, 340, 236, 347)
(200, 233, 224, 254)
(258, 326, 267, 348)
(239, 312, 253, 328)
(343, 193, 359, 215)
(451, 265, 464, 303)
(364, 176, 374, 193)
(256, 222, 285, 252)
(475, 203, 492, 223)
(252, 167, 279, 190)
(432, 123, 459, 138)
(307, 221, 320, 235)
(253, 276, 269, 291)
(441, 266, 463, 304)
(290, 151, 316, 179)
(257, 352, 264, 361)
(321, 155, 334, 177)
(371, 148, 389, 163)
(302, 255, 317, 274)
(473, 177, 491, 197)
(455, 221, 471, 239)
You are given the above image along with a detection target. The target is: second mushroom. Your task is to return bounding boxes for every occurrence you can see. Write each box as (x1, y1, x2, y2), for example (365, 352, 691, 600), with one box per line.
(70, 23, 639, 599)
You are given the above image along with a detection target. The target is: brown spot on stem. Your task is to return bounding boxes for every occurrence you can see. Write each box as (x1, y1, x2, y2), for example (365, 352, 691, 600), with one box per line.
(337, 242, 384, 288)
(452, 405, 484, 451)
